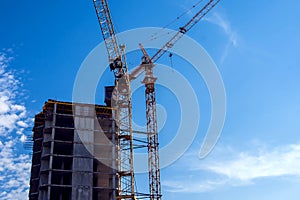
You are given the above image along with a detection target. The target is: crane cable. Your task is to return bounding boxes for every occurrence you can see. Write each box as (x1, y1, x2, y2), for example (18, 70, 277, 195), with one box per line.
(145, 0, 205, 43)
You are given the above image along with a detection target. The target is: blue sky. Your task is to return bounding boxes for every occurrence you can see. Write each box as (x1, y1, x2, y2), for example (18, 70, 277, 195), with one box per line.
(1, 0, 300, 199)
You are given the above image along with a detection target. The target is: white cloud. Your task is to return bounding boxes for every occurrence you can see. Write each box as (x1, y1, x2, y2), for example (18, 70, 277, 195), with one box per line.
(0, 52, 30, 136)
(164, 143, 300, 193)
(0, 140, 31, 199)
(163, 179, 226, 193)
(20, 134, 27, 143)
(0, 96, 10, 114)
(0, 50, 31, 199)
(17, 121, 28, 128)
(200, 144, 300, 181)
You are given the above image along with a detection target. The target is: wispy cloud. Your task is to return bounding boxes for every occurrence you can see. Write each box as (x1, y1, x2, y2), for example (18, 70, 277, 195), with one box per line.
(206, 12, 238, 47)
(163, 178, 227, 193)
(179, 2, 238, 42)
(0, 50, 31, 199)
(205, 12, 239, 65)
(200, 144, 300, 181)
(163, 142, 300, 193)
(178, 2, 239, 65)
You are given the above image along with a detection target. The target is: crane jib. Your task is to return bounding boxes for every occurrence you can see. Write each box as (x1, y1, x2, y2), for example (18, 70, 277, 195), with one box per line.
(150, 0, 220, 64)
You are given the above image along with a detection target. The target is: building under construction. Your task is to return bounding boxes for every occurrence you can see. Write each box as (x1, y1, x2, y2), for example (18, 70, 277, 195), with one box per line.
(29, 88, 118, 200)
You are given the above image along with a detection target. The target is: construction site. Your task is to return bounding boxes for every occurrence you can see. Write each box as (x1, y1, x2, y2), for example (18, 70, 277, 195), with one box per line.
(28, 0, 221, 199)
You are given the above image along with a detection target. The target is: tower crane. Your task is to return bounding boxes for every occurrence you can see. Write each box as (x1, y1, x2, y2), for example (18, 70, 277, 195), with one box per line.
(92, 0, 135, 199)
(92, 0, 220, 199)
(129, 1, 221, 200)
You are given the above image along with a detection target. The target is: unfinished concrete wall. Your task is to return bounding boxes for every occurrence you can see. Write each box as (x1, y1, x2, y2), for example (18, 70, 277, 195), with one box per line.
(72, 104, 95, 200)
(29, 100, 116, 200)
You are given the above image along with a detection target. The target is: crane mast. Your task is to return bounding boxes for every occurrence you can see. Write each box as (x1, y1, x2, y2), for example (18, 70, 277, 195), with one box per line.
(92, 0, 135, 199)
